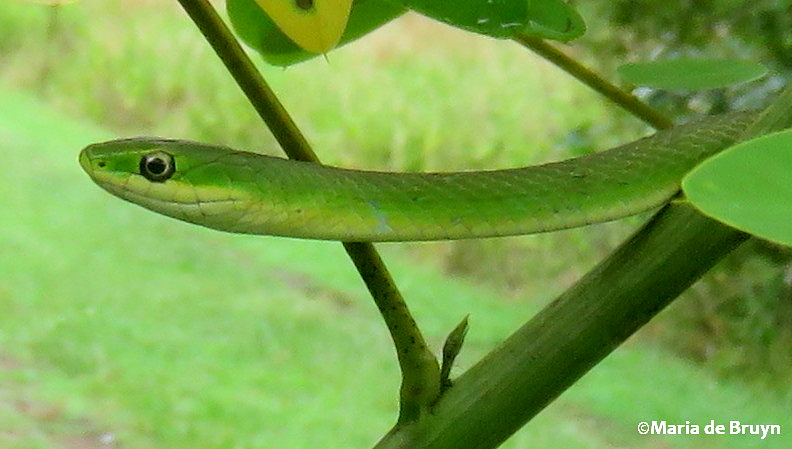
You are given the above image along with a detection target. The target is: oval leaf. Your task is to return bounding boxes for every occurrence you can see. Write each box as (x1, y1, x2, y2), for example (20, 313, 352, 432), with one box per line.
(618, 59, 767, 90)
(683, 129, 792, 246)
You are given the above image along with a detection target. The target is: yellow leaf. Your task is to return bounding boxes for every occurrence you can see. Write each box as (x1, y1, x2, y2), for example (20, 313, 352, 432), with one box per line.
(253, 0, 353, 54)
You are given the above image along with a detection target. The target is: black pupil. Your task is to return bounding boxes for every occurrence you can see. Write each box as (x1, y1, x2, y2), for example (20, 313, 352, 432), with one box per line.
(147, 157, 167, 174)
(140, 151, 175, 182)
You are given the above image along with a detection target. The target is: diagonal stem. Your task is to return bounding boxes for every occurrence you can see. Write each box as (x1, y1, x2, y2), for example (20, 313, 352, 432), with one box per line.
(379, 83, 792, 449)
(176, 0, 315, 161)
(514, 35, 674, 130)
(175, 0, 439, 423)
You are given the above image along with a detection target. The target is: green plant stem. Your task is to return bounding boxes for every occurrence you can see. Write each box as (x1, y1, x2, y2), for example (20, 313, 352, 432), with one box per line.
(379, 203, 747, 449)
(515, 35, 674, 130)
(175, 0, 315, 161)
(375, 83, 792, 449)
(345, 242, 440, 424)
(175, 0, 439, 423)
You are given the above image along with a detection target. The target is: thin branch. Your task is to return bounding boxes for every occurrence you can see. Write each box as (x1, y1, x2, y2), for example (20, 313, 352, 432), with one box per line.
(175, 0, 315, 161)
(175, 0, 440, 423)
(345, 242, 440, 424)
(515, 35, 674, 130)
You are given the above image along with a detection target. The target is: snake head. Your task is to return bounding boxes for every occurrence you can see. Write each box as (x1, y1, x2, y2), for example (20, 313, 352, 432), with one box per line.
(79, 138, 256, 233)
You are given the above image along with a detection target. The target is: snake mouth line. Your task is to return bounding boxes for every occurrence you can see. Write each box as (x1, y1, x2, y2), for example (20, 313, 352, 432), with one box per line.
(93, 176, 259, 235)
(92, 176, 243, 222)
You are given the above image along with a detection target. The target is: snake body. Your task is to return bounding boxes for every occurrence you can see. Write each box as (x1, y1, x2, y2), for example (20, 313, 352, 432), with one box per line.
(79, 112, 755, 241)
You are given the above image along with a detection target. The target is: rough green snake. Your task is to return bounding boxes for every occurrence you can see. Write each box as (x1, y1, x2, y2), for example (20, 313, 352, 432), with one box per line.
(79, 112, 755, 242)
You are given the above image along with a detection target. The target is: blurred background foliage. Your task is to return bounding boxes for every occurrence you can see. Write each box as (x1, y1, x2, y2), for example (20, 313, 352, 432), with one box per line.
(0, 0, 790, 437)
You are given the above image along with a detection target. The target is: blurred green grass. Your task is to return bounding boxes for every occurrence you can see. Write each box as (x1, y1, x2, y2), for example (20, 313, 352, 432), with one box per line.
(0, 0, 643, 295)
(1, 80, 789, 449)
(1, 1, 790, 448)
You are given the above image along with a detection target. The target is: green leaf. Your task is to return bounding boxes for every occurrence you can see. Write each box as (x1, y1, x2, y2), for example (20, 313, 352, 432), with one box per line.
(227, 0, 406, 66)
(228, 0, 584, 66)
(682, 130, 792, 246)
(402, 0, 585, 41)
(618, 59, 767, 90)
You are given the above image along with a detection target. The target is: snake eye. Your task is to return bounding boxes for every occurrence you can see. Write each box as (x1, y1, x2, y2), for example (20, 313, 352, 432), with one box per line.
(139, 151, 175, 182)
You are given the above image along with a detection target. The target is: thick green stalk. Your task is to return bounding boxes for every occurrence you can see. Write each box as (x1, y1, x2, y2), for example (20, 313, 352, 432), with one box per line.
(369, 203, 745, 448)
(375, 83, 792, 448)
(175, 0, 439, 422)
(390, 203, 747, 449)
